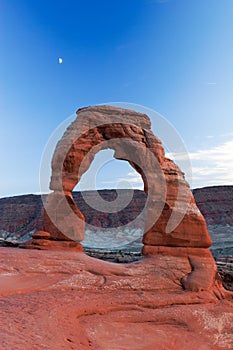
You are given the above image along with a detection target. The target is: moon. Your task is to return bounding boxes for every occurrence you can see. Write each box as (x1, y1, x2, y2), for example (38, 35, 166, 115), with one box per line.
(58, 57, 63, 64)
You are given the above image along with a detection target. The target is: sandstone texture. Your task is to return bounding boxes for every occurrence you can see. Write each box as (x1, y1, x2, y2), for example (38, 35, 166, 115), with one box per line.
(0, 188, 232, 290)
(0, 106, 233, 349)
(0, 247, 233, 350)
(30, 105, 211, 251)
(17, 105, 219, 300)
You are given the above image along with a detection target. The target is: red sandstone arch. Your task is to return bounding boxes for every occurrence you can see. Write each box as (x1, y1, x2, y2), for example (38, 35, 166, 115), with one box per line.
(29, 105, 212, 252)
(21, 106, 232, 295)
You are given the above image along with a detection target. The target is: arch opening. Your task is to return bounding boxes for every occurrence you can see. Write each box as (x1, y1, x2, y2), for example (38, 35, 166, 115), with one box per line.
(71, 149, 146, 261)
(74, 149, 144, 192)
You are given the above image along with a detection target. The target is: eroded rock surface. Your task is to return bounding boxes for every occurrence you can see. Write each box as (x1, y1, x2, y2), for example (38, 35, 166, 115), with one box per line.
(29, 105, 211, 251)
(0, 248, 233, 350)
(1, 106, 232, 348)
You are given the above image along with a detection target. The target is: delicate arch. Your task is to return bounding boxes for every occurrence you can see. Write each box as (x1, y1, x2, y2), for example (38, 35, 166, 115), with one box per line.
(36, 106, 212, 251)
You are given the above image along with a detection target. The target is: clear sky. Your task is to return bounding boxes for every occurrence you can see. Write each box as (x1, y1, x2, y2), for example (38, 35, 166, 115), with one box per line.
(1, 0, 233, 197)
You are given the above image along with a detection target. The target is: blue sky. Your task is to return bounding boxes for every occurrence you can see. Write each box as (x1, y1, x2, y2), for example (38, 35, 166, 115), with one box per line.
(1, 0, 233, 197)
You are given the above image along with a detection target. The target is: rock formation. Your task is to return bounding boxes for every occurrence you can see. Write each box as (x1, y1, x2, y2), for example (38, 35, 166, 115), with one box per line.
(16, 105, 227, 295)
(0, 247, 233, 349)
(193, 186, 233, 225)
(26, 106, 211, 249)
(1, 187, 233, 246)
(0, 194, 44, 240)
(0, 106, 232, 349)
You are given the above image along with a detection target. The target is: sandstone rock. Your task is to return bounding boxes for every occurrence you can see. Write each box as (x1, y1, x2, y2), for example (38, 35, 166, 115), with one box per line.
(10, 106, 229, 302)
(143, 201, 212, 248)
(43, 192, 85, 241)
(1, 105, 232, 350)
(0, 190, 147, 240)
(0, 247, 232, 350)
(0, 188, 232, 247)
(20, 239, 83, 251)
(1, 187, 233, 243)
(35, 105, 211, 251)
(32, 230, 51, 239)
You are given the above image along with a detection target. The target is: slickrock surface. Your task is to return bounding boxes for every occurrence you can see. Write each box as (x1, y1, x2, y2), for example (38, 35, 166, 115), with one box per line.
(0, 247, 233, 350)
(0, 106, 232, 348)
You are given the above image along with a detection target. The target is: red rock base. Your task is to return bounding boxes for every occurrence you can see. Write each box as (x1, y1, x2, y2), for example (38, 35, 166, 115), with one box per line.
(20, 235, 83, 252)
(0, 247, 233, 350)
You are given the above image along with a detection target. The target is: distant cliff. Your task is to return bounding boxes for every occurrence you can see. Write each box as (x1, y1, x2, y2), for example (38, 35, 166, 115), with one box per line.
(193, 186, 233, 225)
(0, 190, 147, 240)
(0, 186, 232, 244)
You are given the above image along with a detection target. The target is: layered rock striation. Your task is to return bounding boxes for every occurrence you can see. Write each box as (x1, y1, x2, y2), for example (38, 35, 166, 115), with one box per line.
(193, 186, 233, 225)
(1, 187, 233, 242)
(29, 105, 211, 252)
(16, 105, 224, 295)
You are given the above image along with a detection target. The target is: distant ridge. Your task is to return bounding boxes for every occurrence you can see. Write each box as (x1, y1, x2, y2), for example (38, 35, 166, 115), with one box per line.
(192, 185, 233, 225)
(0, 186, 233, 257)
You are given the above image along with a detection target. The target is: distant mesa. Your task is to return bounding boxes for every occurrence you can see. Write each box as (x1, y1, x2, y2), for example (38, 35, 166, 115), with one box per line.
(1, 187, 232, 255)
